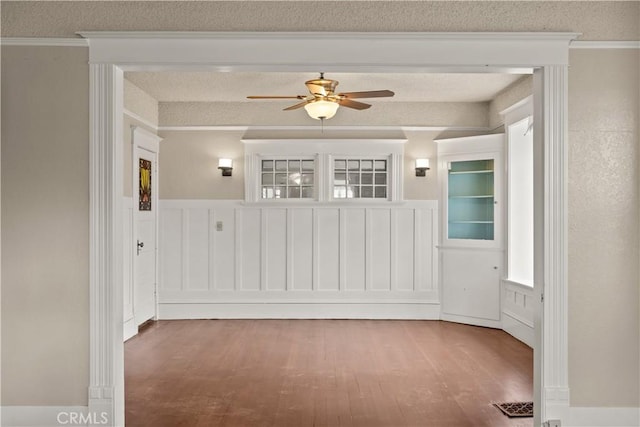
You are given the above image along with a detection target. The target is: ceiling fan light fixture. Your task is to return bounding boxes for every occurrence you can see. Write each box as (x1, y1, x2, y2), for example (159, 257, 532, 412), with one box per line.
(304, 99, 339, 120)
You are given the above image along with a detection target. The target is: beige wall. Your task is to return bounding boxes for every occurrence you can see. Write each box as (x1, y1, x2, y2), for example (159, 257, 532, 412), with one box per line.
(489, 75, 533, 130)
(124, 79, 158, 126)
(403, 131, 440, 200)
(1, 0, 639, 413)
(158, 129, 491, 201)
(1, 46, 90, 405)
(158, 130, 246, 200)
(159, 101, 489, 128)
(568, 49, 639, 406)
(123, 80, 159, 197)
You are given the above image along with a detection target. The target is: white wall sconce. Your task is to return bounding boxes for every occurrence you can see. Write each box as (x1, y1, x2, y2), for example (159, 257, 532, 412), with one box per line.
(218, 158, 233, 176)
(415, 158, 430, 177)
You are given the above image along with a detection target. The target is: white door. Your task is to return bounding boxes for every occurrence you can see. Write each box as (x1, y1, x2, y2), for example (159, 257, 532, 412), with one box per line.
(132, 127, 161, 327)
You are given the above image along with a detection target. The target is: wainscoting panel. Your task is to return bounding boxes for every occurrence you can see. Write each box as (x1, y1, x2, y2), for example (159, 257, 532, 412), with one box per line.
(212, 207, 236, 291)
(159, 208, 184, 291)
(158, 200, 439, 319)
(417, 208, 436, 292)
(342, 209, 366, 292)
(316, 208, 341, 291)
(123, 198, 136, 341)
(502, 280, 535, 347)
(239, 208, 261, 291)
(369, 208, 392, 291)
(395, 209, 415, 291)
(264, 208, 287, 291)
(186, 208, 209, 291)
(290, 208, 314, 291)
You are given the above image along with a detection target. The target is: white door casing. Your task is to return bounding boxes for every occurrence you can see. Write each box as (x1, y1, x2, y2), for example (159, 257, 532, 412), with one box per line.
(132, 126, 161, 327)
(84, 32, 576, 426)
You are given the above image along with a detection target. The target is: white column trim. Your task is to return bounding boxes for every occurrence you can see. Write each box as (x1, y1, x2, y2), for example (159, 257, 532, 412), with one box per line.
(534, 65, 570, 422)
(89, 63, 124, 427)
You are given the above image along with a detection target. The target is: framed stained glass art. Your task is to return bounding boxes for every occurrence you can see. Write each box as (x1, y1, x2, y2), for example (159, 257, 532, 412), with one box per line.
(139, 158, 152, 211)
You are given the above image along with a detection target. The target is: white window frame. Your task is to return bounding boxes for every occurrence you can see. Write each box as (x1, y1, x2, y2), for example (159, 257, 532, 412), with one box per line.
(501, 96, 535, 287)
(242, 139, 405, 204)
(328, 154, 400, 202)
(257, 155, 319, 201)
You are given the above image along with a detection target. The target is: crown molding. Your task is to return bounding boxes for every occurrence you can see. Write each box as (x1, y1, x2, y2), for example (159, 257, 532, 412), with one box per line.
(78, 31, 579, 69)
(78, 31, 581, 42)
(6, 36, 637, 50)
(123, 109, 159, 131)
(0, 37, 88, 47)
(241, 138, 408, 145)
(158, 125, 247, 132)
(157, 125, 489, 132)
(570, 40, 640, 49)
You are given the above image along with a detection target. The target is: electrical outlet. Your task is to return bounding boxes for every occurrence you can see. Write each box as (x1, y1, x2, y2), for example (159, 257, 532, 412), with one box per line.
(216, 221, 223, 231)
(543, 420, 561, 427)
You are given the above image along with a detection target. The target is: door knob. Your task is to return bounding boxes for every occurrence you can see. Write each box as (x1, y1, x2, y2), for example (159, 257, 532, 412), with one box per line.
(137, 240, 144, 255)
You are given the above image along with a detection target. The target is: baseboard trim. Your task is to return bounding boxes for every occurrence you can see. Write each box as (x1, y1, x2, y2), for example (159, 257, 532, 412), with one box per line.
(546, 404, 640, 427)
(123, 317, 138, 342)
(440, 312, 502, 329)
(158, 302, 441, 320)
(1, 406, 98, 427)
(502, 309, 534, 347)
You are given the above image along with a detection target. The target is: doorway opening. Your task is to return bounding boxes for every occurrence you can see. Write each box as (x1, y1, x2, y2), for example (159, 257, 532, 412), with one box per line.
(84, 31, 576, 426)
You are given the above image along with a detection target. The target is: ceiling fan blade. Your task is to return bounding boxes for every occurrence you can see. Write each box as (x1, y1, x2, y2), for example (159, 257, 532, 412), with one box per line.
(337, 99, 371, 110)
(247, 95, 304, 99)
(283, 100, 310, 111)
(338, 90, 395, 99)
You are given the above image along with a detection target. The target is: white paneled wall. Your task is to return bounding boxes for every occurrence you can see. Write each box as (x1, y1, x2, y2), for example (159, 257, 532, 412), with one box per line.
(158, 200, 439, 319)
(502, 280, 534, 347)
(123, 198, 136, 341)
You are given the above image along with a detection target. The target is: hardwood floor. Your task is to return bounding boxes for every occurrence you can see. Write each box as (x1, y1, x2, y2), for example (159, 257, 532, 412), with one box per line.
(125, 320, 533, 427)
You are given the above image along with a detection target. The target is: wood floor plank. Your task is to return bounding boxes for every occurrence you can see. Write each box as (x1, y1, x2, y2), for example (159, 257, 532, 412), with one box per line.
(126, 320, 533, 427)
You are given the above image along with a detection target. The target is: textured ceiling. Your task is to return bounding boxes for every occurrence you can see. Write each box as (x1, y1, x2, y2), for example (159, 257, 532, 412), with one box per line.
(3, 1, 639, 40)
(124, 72, 524, 103)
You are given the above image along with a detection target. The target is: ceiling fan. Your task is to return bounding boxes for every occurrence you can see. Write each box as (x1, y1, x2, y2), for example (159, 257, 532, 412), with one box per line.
(247, 73, 394, 120)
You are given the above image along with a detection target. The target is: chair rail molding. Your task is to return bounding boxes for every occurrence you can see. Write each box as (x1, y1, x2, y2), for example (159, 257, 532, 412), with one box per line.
(83, 30, 578, 426)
